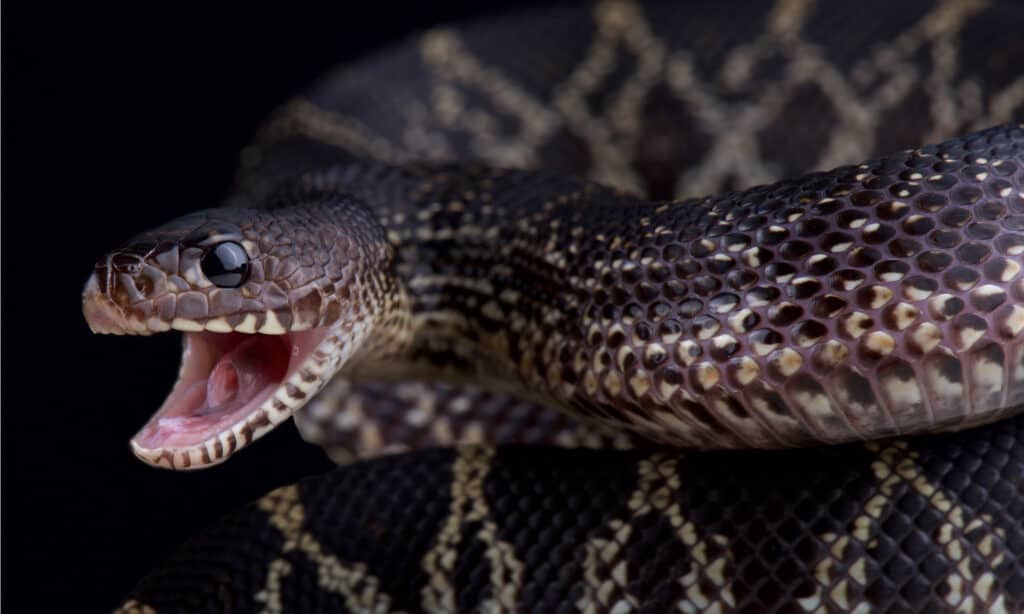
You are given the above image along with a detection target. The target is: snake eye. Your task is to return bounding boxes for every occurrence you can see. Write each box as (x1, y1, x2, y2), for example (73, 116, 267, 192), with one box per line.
(201, 241, 250, 288)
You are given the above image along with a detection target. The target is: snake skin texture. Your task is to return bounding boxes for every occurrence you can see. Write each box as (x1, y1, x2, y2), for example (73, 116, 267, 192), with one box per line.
(120, 417, 1024, 612)
(296, 380, 639, 465)
(86, 125, 1024, 465)
(259, 0, 1024, 463)
(90, 0, 1024, 611)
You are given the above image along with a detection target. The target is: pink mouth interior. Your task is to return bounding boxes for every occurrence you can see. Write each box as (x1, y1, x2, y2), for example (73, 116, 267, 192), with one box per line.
(132, 330, 325, 450)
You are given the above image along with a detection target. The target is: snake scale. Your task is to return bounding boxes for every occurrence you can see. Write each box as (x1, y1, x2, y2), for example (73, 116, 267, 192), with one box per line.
(83, 1, 1024, 611)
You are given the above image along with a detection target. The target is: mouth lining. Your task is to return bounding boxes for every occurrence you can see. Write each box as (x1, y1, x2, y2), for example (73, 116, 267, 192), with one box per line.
(128, 327, 330, 468)
(132, 332, 288, 449)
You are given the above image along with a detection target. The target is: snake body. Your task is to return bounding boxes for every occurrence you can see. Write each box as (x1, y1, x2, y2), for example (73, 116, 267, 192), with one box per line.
(121, 418, 1024, 613)
(83, 1, 1024, 611)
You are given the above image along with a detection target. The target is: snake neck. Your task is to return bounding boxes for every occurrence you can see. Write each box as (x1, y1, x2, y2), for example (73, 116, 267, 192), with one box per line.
(261, 187, 420, 371)
(300, 166, 605, 399)
(297, 164, 760, 437)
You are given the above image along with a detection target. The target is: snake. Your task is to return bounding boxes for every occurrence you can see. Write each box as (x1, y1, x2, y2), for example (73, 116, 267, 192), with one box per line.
(82, 0, 1024, 611)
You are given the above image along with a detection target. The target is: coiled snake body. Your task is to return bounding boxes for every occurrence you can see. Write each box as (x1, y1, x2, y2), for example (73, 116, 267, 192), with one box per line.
(85, 1, 1024, 612)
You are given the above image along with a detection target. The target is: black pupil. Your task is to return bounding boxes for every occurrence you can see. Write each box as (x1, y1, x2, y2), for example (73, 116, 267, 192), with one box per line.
(201, 242, 250, 288)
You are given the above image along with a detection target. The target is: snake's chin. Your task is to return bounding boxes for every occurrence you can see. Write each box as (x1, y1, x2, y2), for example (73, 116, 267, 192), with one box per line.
(129, 329, 328, 469)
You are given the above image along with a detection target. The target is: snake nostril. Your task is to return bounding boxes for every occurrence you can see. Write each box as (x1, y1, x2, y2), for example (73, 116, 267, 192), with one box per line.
(112, 253, 143, 274)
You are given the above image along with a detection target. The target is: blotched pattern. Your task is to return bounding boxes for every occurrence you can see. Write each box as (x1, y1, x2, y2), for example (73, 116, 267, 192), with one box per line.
(240, 0, 1024, 201)
(296, 379, 636, 464)
(119, 415, 1024, 612)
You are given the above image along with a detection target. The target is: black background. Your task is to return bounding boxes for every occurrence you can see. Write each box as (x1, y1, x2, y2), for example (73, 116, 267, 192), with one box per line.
(3, 2, 540, 610)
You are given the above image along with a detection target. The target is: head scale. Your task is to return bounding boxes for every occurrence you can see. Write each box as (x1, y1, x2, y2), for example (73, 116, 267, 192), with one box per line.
(84, 197, 391, 336)
(82, 194, 401, 469)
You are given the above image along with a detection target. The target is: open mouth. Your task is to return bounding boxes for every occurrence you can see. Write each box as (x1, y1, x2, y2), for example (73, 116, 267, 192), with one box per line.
(131, 330, 325, 454)
(83, 277, 331, 469)
(128, 327, 329, 469)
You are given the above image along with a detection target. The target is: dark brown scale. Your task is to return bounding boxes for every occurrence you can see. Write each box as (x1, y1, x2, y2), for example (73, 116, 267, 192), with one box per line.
(927, 174, 958, 190)
(741, 246, 773, 267)
(792, 320, 828, 347)
(709, 337, 741, 361)
(901, 275, 937, 299)
(796, 218, 828, 237)
(779, 240, 813, 260)
(647, 301, 671, 321)
(723, 233, 751, 251)
(693, 275, 722, 295)
(635, 282, 660, 303)
(765, 262, 797, 283)
(811, 294, 847, 318)
(674, 259, 701, 279)
(901, 215, 935, 235)
(995, 233, 1024, 255)
(944, 266, 981, 291)
(915, 192, 948, 213)
(930, 295, 965, 320)
(678, 298, 703, 319)
(966, 222, 999, 240)
(766, 303, 803, 327)
(940, 207, 972, 227)
(985, 257, 1020, 283)
(756, 226, 789, 245)
(831, 268, 866, 291)
(929, 228, 963, 249)
(731, 310, 760, 333)
(888, 237, 922, 258)
(748, 285, 780, 304)
(726, 269, 758, 290)
(790, 278, 822, 300)
(875, 259, 909, 280)
(836, 209, 869, 229)
(662, 279, 687, 299)
(749, 329, 784, 354)
(821, 231, 854, 251)
(1005, 215, 1024, 231)
(917, 250, 953, 272)
(971, 286, 1007, 312)
(705, 255, 736, 275)
(977, 200, 1007, 220)
(876, 201, 909, 220)
(691, 314, 720, 337)
(952, 185, 984, 206)
(647, 262, 671, 283)
(850, 190, 883, 208)
(810, 198, 843, 217)
(848, 246, 882, 268)
(708, 292, 739, 313)
(806, 255, 838, 276)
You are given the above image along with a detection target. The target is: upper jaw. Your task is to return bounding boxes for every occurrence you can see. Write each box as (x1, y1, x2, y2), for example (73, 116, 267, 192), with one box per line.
(82, 274, 154, 336)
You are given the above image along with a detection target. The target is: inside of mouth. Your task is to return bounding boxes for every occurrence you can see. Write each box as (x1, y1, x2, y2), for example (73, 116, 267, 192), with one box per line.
(132, 330, 323, 450)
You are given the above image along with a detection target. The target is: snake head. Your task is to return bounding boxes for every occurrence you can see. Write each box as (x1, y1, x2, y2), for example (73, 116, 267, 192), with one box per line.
(82, 198, 398, 469)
